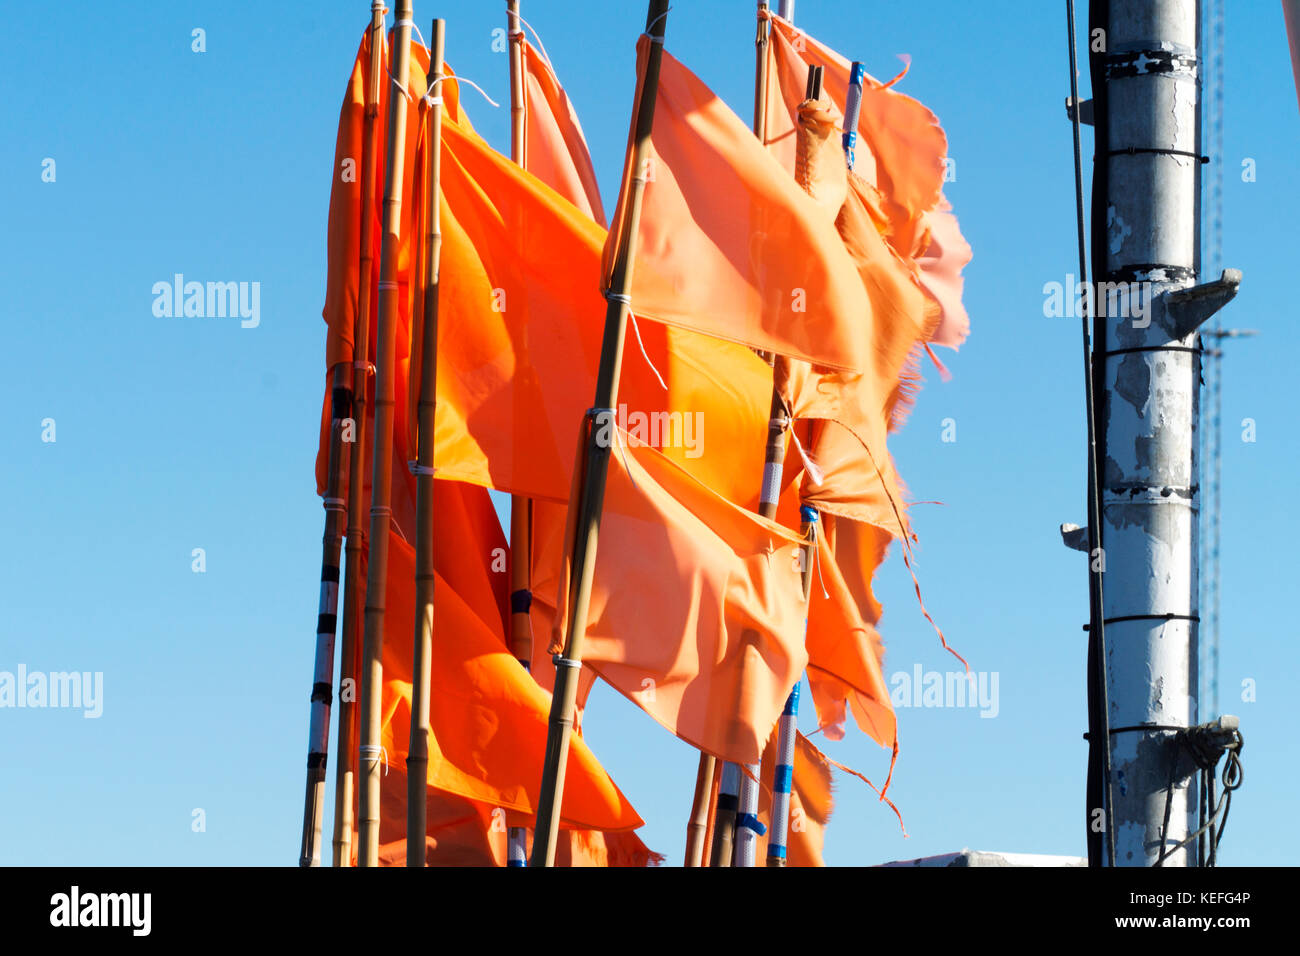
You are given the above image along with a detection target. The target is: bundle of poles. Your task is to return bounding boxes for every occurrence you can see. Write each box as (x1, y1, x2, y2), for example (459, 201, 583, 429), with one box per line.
(296, 0, 857, 868)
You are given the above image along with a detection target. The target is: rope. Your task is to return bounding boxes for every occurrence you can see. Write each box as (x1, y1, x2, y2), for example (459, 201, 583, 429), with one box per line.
(429, 72, 501, 109)
(1154, 729, 1243, 867)
(643, 5, 671, 44)
(514, 11, 554, 71)
(628, 312, 667, 390)
(1066, 0, 1116, 869)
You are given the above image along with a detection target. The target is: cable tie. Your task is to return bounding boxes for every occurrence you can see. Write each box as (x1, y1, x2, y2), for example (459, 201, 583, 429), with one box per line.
(359, 744, 389, 775)
(407, 461, 435, 476)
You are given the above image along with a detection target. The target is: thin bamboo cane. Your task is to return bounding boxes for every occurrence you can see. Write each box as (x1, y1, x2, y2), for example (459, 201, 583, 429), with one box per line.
(406, 17, 446, 868)
(357, 0, 415, 868)
(707, 1, 783, 868)
(505, 0, 534, 869)
(529, 0, 672, 867)
(332, 0, 387, 869)
(683, 746, 716, 866)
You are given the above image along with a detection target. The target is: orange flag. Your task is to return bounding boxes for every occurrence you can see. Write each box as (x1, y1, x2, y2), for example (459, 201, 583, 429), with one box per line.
(376, 766, 662, 866)
(521, 38, 606, 226)
(547, 432, 809, 767)
(421, 113, 773, 509)
(805, 529, 896, 754)
(763, 14, 970, 351)
(379, 534, 642, 832)
(605, 39, 874, 371)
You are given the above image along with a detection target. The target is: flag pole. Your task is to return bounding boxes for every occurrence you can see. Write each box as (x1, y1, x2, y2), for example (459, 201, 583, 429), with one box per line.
(529, 0, 671, 867)
(505, 0, 535, 869)
(699, 0, 777, 869)
(298, 3, 400, 868)
(715, 18, 815, 871)
(298, 251, 351, 865)
(357, 0, 415, 868)
(406, 16, 446, 868)
(332, 0, 387, 868)
(764, 59, 860, 868)
(764, 506, 818, 866)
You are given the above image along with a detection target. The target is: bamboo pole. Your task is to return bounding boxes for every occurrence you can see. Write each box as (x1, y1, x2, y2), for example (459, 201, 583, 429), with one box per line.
(505, 0, 534, 870)
(332, 0, 387, 869)
(406, 16, 446, 868)
(357, 0, 415, 868)
(529, 0, 671, 867)
(697, 0, 777, 869)
(683, 746, 716, 867)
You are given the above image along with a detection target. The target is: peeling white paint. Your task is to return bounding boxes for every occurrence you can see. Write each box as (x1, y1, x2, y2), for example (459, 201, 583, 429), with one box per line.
(1108, 206, 1132, 256)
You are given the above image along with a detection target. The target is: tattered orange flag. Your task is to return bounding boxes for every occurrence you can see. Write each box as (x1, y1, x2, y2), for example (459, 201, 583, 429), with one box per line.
(546, 432, 809, 767)
(419, 113, 772, 510)
(605, 39, 874, 371)
(521, 38, 606, 227)
(763, 13, 970, 350)
(805, 529, 896, 756)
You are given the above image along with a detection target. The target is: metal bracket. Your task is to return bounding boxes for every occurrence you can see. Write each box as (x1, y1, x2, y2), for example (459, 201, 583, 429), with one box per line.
(1165, 268, 1242, 340)
(1059, 522, 1089, 552)
(1064, 96, 1094, 126)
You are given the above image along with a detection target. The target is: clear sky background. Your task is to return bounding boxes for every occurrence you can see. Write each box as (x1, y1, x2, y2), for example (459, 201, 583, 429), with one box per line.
(3, 0, 1296, 866)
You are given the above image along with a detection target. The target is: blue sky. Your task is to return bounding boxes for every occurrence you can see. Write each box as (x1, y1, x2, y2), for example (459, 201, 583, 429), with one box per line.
(2, 0, 1296, 866)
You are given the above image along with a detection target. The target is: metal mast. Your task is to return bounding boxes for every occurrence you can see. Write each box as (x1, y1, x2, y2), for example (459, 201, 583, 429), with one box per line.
(1094, 0, 1239, 866)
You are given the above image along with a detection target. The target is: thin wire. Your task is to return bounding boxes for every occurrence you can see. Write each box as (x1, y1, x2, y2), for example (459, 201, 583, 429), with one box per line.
(1066, 0, 1116, 869)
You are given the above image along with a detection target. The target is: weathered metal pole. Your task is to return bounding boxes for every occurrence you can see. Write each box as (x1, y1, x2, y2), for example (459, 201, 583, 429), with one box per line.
(1095, 0, 1238, 866)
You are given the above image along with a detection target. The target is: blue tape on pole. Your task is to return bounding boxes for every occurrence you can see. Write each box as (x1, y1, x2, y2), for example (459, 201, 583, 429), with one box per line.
(773, 765, 793, 793)
(510, 589, 532, 614)
(736, 813, 767, 835)
(768, 845, 787, 860)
